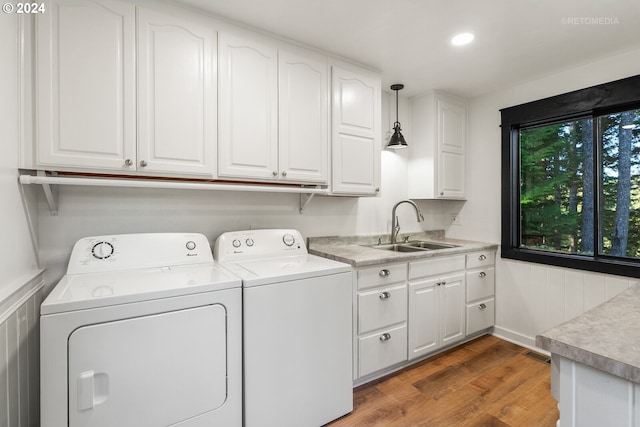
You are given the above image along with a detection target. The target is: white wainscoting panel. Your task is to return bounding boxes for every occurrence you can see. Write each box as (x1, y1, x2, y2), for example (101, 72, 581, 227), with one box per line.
(0, 271, 44, 427)
(494, 256, 636, 351)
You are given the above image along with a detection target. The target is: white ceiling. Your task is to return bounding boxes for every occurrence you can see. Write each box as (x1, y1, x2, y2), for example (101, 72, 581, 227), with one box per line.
(175, 0, 640, 98)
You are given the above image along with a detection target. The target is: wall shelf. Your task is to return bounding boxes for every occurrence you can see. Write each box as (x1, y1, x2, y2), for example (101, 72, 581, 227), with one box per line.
(19, 172, 328, 215)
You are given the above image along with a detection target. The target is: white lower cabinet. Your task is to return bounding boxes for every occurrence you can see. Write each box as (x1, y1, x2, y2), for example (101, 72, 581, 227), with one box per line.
(356, 263, 407, 378)
(358, 324, 408, 378)
(465, 250, 496, 335)
(353, 249, 497, 383)
(408, 256, 466, 360)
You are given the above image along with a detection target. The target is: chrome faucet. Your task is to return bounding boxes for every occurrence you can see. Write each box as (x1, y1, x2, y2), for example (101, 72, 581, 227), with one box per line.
(391, 200, 424, 244)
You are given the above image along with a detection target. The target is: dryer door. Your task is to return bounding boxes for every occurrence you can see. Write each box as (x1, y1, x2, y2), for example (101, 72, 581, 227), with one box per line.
(68, 304, 227, 427)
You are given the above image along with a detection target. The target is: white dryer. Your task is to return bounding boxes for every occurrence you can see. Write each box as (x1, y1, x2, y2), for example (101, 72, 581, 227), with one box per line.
(214, 229, 353, 427)
(40, 233, 242, 427)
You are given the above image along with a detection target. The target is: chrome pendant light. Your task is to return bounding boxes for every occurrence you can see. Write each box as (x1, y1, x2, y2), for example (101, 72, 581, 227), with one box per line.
(387, 84, 408, 149)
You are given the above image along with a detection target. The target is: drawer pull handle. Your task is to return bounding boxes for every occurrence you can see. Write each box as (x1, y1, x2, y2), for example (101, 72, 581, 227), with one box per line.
(478, 303, 487, 310)
(379, 333, 391, 342)
(479, 271, 487, 278)
(379, 291, 391, 300)
(479, 254, 487, 261)
(379, 269, 391, 277)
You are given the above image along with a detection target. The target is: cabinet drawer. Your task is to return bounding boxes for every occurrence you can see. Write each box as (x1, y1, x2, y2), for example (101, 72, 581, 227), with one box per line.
(466, 267, 495, 302)
(358, 324, 407, 377)
(357, 263, 406, 290)
(408, 255, 465, 280)
(466, 251, 495, 269)
(466, 298, 495, 335)
(358, 284, 407, 334)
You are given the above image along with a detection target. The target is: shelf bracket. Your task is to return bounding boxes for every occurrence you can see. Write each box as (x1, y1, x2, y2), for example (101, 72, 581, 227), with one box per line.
(299, 192, 317, 214)
(37, 170, 58, 216)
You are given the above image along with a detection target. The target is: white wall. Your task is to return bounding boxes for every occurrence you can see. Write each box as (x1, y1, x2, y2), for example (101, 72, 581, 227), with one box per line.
(33, 36, 640, 352)
(0, 14, 40, 300)
(460, 47, 640, 349)
(1, 14, 44, 427)
(37, 91, 456, 287)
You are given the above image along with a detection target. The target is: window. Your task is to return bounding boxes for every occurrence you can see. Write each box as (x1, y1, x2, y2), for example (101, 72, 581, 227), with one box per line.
(501, 75, 640, 277)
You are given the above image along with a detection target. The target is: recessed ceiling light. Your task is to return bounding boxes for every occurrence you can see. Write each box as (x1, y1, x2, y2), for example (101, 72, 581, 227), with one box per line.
(451, 32, 474, 46)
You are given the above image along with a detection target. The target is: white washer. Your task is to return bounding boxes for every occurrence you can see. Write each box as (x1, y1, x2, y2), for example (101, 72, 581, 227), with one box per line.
(214, 229, 353, 427)
(40, 233, 242, 427)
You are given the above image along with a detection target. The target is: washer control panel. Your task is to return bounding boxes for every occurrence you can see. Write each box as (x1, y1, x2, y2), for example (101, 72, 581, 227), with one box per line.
(213, 229, 307, 262)
(67, 233, 213, 275)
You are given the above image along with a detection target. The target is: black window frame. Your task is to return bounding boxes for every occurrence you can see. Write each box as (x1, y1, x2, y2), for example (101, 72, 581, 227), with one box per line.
(501, 74, 640, 278)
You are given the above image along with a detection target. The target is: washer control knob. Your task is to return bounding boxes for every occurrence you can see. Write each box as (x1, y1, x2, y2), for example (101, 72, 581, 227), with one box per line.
(282, 233, 295, 246)
(245, 238, 254, 247)
(232, 239, 241, 248)
(186, 241, 196, 251)
(91, 241, 114, 259)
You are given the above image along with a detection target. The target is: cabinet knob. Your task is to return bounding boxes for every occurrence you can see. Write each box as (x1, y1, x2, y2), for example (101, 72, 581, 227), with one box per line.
(375, 188, 380, 193)
(139, 160, 148, 167)
(479, 254, 487, 261)
(379, 269, 391, 277)
(124, 159, 133, 167)
(479, 271, 487, 278)
(440, 191, 444, 196)
(478, 303, 487, 310)
(272, 170, 278, 176)
(379, 291, 391, 300)
(379, 333, 391, 342)
(281, 171, 287, 177)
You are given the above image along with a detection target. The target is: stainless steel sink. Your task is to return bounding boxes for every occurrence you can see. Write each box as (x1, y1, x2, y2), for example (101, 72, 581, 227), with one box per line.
(369, 244, 428, 252)
(366, 240, 458, 252)
(403, 241, 459, 250)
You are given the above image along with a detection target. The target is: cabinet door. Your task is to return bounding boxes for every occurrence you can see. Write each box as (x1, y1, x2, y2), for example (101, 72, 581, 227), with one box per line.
(278, 49, 328, 183)
(37, 0, 136, 170)
(440, 272, 466, 346)
(218, 33, 278, 180)
(408, 278, 439, 359)
(358, 324, 407, 378)
(331, 65, 381, 195)
(358, 284, 407, 335)
(436, 98, 466, 199)
(137, 7, 216, 177)
(467, 298, 495, 335)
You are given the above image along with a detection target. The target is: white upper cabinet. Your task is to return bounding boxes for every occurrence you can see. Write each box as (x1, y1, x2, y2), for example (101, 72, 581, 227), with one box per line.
(409, 91, 467, 199)
(218, 33, 278, 180)
(36, 1, 215, 177)
(137, 7, 216, 176)
(278, 49, 328, 183)
(331, 62, 381, 196)
(218, 33, 328, 184)
(37, 0, 136, 170)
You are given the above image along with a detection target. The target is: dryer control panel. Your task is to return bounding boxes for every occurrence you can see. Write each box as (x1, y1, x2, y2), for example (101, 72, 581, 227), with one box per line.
(67, 233, 213, 274)
(214, 229, 307, 262)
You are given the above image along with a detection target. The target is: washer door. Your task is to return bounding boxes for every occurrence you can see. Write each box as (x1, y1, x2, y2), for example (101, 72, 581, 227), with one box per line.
(68, 304, 227, 427)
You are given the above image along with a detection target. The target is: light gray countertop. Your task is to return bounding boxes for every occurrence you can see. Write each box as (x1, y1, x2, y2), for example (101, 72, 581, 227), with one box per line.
(536, 284, 640, 383)
(307, 231, 498, 267)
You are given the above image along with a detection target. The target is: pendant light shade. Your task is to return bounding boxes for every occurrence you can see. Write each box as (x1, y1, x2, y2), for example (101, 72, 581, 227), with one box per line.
(387, 84, 408, 149)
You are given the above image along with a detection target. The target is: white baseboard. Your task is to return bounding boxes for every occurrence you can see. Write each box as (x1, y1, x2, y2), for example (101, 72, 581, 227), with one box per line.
(492, 326, 549, 356)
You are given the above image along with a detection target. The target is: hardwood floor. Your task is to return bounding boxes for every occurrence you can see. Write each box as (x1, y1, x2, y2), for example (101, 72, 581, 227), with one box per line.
(327, 335, 559, 427)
